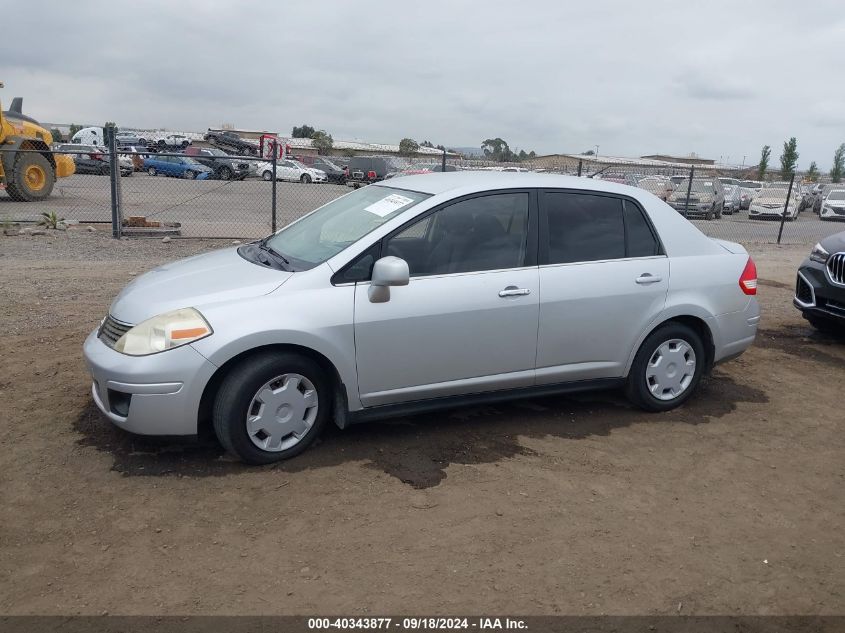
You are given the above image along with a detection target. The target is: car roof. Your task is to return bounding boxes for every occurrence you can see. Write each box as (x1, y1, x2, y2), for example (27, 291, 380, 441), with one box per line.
(376, 171, 655, 198)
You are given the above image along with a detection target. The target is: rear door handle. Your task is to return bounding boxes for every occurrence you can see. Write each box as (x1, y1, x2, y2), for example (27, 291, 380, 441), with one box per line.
(635, 274, 663, 285)
(499, 286, 531, 297)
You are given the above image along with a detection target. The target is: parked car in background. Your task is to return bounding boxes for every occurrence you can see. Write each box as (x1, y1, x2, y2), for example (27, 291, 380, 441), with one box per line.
(143, 154, 212, 179)
(739, 180, 763, 210)
(723, 185, 741, 214)
(115, 131, 147, 146)
(156, 134, 192, 149)
(666, 178, 725, 219)
(106, 150, 134, 176)
(184, 146, 250, 180)
(636, 176, 673, 201)
(794, 230, 845, 332)
(119, 146, 148, 172)
(203, 130, 258, 156)
(347, 156, 406, 187)
(295, 156, 347, 184)
(55, 143, 131, 176)
(820, 190, 845, 221)
(256, 159, 326, 183)
(749, 187, 799, 220)
(82, 172, 759, 464)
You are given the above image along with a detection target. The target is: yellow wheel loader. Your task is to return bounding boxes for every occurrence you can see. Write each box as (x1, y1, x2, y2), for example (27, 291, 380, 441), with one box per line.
(0, 82, 75, 201)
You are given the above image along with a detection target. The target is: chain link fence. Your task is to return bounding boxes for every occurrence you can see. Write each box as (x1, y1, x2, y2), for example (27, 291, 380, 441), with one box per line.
(2, 145, 843, 246)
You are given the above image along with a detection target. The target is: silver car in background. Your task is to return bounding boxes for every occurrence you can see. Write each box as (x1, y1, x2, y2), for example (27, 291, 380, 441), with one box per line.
(84, 173, 760, 464)
(749, 187, 799, 220)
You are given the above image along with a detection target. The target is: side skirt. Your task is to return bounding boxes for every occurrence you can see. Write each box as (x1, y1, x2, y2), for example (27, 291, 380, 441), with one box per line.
(346, 378, 625, 425)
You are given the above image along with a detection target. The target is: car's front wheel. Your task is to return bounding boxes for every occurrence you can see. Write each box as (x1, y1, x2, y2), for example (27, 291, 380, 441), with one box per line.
(184, 170, 197, 180)
(147, 167, 157, 176)
(218, 166, 233, 180)
(213, 352, 331, 464)
(300, 174, 312, 184)
(262, 170, 273, 181)
(625, 322, 705, 412)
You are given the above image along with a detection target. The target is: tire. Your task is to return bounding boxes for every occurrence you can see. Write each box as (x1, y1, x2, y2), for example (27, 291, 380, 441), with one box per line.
(624, 322, 706, 412)
(138, 138, 146, 145)
(184, 170, 197, 180)
(715, 207, 722, 219)
(157, 140, 165, 148)
(213, 352, 331, 464)
(5, 152, 55, 202)
(218, 166, 233, 180)
(182, 141, 190, 148)
(147, 167, 157, 176)
(705, 210, 714, 221)
(300, 174, 312, 184)
(262, 170, 273, 182)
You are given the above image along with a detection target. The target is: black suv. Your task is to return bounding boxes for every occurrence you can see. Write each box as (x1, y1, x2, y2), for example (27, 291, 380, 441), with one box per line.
(346, 156, 405, 187)
(794, 230, 845, 332)
(184, 147, 250, 180)
(203, 130, 258, 156)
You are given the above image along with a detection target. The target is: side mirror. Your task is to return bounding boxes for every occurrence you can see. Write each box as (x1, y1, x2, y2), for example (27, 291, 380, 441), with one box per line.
(368, 256, 409, 303)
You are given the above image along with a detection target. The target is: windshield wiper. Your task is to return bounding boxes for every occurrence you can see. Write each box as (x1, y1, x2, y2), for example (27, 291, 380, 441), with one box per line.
(257, 237, 291, 267)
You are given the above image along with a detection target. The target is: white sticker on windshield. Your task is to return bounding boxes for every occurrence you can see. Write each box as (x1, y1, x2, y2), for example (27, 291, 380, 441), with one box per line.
(364, 194, 415, 217)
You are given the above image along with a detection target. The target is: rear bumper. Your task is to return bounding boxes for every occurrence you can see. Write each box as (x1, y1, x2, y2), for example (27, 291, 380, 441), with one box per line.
(712, 299, 760, 364)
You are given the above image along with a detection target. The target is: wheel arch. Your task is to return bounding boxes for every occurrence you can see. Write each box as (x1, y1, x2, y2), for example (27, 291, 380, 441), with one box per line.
(2, 138, 56, 172)
(197, 343, 349, 442)
(625, 312, 716, 377)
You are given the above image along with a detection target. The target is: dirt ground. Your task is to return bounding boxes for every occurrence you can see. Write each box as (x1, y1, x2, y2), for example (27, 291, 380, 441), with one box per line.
(0, 229, 843, 616)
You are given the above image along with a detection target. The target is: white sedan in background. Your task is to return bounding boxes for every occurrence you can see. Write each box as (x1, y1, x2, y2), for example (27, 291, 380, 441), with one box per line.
(257, 159, 327, 183)
(820, 189, 845, 221)
(749, 187, 800, 220)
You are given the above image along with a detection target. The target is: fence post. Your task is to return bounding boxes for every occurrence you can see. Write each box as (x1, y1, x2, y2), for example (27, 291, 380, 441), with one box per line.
(442, 147, 447, 172)
(777, 173, 796, 245)
(271, 140, 277, 234)
(684, 165, 695, 218)
(578, 159, 582, 177)
(105, 124, 122, 239)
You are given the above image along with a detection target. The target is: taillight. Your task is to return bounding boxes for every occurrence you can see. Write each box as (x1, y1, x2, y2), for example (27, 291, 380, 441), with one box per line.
(739, 257, 757, 295)
(367, 170, 377, 180)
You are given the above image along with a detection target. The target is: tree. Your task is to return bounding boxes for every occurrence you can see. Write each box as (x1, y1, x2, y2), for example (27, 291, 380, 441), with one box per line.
(399, 138, 420, 156)
(806, 161, 819, 182)
(311, 130, 333, 155)
(292, 124, 315, 139)
(50, 128, 63, 142)
(831, 143, 845, 183)
(779, 137, 799, 180)
(582, 149, 595, 155)
(103, 121, 116, 129)
(757, 145, 771, 180)
(420, 140, 434, 148)
(482, 137, 513, 162)
(68, 123, 82, 138)
(436, 144, 445, 151)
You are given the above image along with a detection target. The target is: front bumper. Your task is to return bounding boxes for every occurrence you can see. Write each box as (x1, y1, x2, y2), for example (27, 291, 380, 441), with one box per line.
(749, 206, 788, 219)
(820, 206, 845, 220)
(83, 329, 218, 436)
(793, 260, 845, 323)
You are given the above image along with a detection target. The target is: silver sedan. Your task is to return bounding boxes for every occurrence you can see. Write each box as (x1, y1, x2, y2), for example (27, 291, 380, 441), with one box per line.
(84, 173, 760, 463)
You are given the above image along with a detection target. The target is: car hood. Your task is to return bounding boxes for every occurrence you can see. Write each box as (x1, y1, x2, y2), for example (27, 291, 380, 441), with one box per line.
(109, 247, 291, 324)
(820, 230, 845, 254)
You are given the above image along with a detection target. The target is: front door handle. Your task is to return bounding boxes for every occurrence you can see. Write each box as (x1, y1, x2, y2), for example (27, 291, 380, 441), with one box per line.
(635, 273, 663, 285)
(499, 286, 531, 297)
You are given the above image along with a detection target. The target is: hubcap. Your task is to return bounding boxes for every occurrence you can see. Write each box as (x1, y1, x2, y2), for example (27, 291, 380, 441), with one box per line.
(25, 165, 47, 191)
(645, 338, 697, 401)
(246, 373, 318, 452)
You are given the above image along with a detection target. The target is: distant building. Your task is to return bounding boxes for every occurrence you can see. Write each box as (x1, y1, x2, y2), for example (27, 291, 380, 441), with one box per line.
(640, 153, 715, 166)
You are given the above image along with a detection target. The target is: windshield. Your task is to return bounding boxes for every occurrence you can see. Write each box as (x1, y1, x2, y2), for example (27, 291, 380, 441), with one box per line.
(266, 186, 430, 269)
(206, 148, 227, 156)
(319, 159, 341, 170)
(741, 181, 762, 189)
(827, 191, 845, 201)
(757, 188, 788, 200)
(674, 180, 715, 194)
(719, 178, 739, 185)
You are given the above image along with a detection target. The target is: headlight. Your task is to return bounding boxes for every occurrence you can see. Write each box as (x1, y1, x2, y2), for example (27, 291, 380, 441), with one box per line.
(810, 242, 830, 264)
(114, 307, 212, 356)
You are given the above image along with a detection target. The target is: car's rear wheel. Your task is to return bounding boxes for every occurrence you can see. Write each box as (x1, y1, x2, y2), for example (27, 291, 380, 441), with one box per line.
(213, 352, 331, 464)
(147, 167, 157, 176)
(625, 323, 705, 412)
(262, 170, 273, 181)
(300, 174, 311, 184)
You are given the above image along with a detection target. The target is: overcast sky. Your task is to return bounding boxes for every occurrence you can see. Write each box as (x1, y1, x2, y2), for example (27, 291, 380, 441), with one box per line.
(5, 0, 844, 167)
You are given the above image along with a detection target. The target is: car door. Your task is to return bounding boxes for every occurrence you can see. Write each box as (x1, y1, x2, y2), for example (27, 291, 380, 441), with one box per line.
(353, 190, 540, 407)
(278, 160, 298, 181)
(536, 190, 669, 384)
